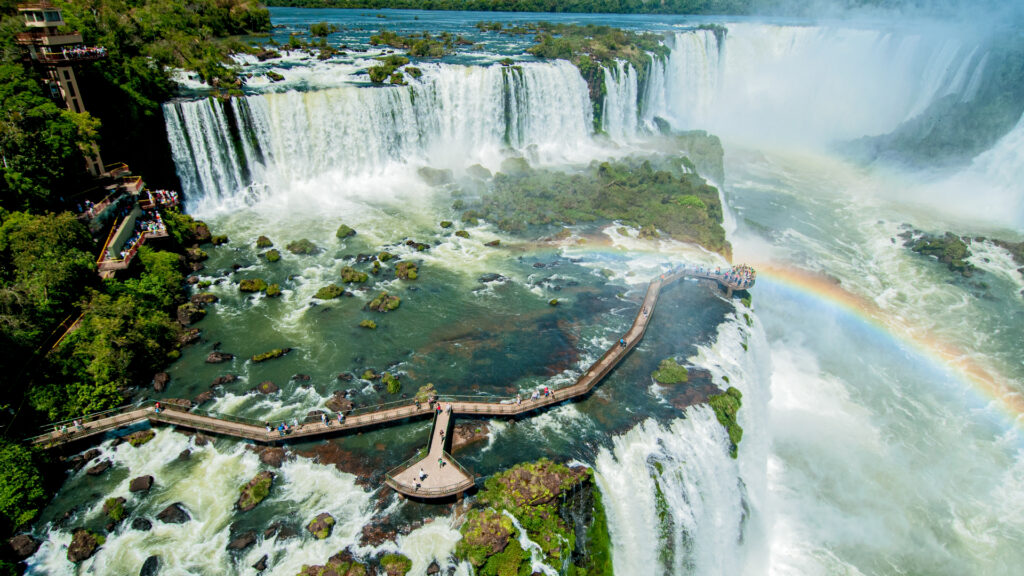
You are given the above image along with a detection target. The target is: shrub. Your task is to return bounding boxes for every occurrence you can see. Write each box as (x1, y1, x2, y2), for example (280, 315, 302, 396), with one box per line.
(314, 284, 345, 299)
(239, 278, 268, 293)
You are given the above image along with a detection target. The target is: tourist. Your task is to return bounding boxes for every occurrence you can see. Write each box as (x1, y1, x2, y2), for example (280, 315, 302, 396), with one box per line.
(619, 338, 627, 348)
(419, 468, 426, 480)
(154, 402, 161, 414)
(321, 413, 328, 426)
(265, 422, 272, 433)
(438, 457, 445, 468)
(415, 481, 421, 491)
(337, 412, 344, 424)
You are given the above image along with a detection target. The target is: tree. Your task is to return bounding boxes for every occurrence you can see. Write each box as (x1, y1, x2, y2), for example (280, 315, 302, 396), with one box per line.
(0, 440, 45, 533)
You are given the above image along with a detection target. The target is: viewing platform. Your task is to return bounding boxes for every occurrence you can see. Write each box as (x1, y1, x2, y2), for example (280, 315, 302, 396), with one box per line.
(28, 264, 755, 498)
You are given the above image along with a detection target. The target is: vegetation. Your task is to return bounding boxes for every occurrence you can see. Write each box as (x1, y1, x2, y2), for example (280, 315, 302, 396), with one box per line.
(265, 0, 752, 15)
(708, 386, 743, 458)
(314, 284, 346, 300)
(265, 283, 282, 297)
(465, 156, 729, 255)
(239, 278, 269, 293)
(103, 497, 126, 522)
(379, 553, 412, 576)
(252, 348, 290, 363)
(415, 382, 436, 403)
(0, 441, 46, 533)
(652, 358, 689, 384)
(369, 29, 456, 57)
(127, 429, 155, 447)
(395, 261, 418, 280)
(237, 471, 274, 512)
(256, 235, 273, 248)
(341, 266, 368, 283)
(368, 292, 400, 312)
(907, 231, 975, 277)
(335, 224, 356, 239)
(264, 249, 281, 262)
(286, 239, 319, 255)
(382, 372, 401, 394)
(359, 319, 377, 329)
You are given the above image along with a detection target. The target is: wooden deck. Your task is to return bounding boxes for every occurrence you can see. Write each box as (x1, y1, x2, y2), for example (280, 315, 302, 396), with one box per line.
(29, 266, 751, 498)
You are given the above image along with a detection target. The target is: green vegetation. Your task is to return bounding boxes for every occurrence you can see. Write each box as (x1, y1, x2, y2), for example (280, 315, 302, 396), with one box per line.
(314, 284, 346, 300)
(237, 471, 274, 512)
(210, 235, 229, 246)
(104, 497, 126, 522)
(127, 429, 155, 447)
(908, 232, 975, 277)
(708, 386, 743, 458)
(359, 319, 377, 329)
(0, 441, 46, 533)
(265, 249, 281, 262)
(382, 372, 401, 394)
(415, 383, 436, 403)
(379, 553, 412, 576)
(368, 292, 400, 312)
(369, 29, 456, 57)
(652, 358, 689, 384)
(266, 0, 751, 15)
(266, 283, 282, 297)
(252, 348, 290, 363)
(395, 261, 418, 280)
(239, 278, 269, 293)
(307, 513, 335, 539)
(454, 230, 470, 239)
(361, 369, 377, 380)
(310, 21, 339, 37)
(465, 156, 728, 255)
(256, 235, 274, 248)
(335, 224, 356, 239)
(286, 239, 319, 255)
(341, 266, 369, 283)
(440, 221, 453, 228)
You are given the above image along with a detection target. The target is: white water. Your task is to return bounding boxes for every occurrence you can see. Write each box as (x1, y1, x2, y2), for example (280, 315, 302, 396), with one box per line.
(602, 60, 639, 140)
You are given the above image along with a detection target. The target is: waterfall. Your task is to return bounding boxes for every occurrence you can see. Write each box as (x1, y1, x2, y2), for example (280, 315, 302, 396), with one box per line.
(602, 60, 640, 139)
(644, 23, 989, 144)
(164, 61, 593, 205)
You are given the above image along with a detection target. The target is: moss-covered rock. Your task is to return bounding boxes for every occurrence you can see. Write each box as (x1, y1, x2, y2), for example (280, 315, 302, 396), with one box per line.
(368, 292, 400, 312)
(103, 497, 127, 523)
(211, 235, 229, 246)
(314, 284, 345, 300)
(415, 382, 436, 403)
(395, 261, 418, 280)
(252, 348, 291, 363)
(382, 372, 401, 394)
(67, 529, 103, 563)
(126, 429, 155, 447)
(266, 283, 282, 297)
(336, 224, 356, 239)
(455, 508, 516, 567)
(380, 553, 411, 576)
(340, 266, 368, 283)
(548, 298, 558, 306)
(708, 386, 743, 458)
(239, 278, 268, 293)
(361, 369, 377, 380)
(377, 251, 395, 262)
(440, 220, 453, 228)
(467, 164, 492, 180)
(286, 239, 319, 255)
(652, 358, 689, 384)
(907, 231, 976, 277)
(265, 249, 281, 262)
(359, 319, 377, 329)
(306, 512, 335, 539)
(297, 549, 367, 576)
(237, 471, 274, 512)
(454, 230, 470, 239)
(256, 235, 273, 248)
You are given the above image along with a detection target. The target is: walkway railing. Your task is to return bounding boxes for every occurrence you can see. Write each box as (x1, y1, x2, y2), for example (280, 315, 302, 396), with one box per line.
(384, 450, 475, 497)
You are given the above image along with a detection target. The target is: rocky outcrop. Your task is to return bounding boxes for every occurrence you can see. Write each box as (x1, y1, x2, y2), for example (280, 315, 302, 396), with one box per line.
(380, 553, 412, 576)
(252, 348, 291, 363)
(152, 372, 170, 393)
(176, 302, 206, 325)
(103, 497, 127, 523)
(179, 328, 201, 346)
(191, 292, 219, 305)
(140, 555, 160, 576)
(86, 460, 111, 476)
(206, 351, 234, 363)
(306, 512, 335, 539)
(155, 503, 190, 524)
(193, 390, 214, 406)
(211, 374, 238, 387)
(8, 534, 39, 559)
(325, 391, 354, 413)
(237, 471, 275, 512)
(67, 529, 102, 563)
(253, 381, 280, 395)
(297, 549, 367, 576)
(367, 292, 400, 312)
(131, 517, 152, 531)
(336, 224, 357, 239)
(130, 475, 154, 493)
(238, 278, 268, 293)
(395, 261, 418, 280)
(340, 266, 368, 283)
(126, 429, 155, 447)
(227, 530, 257, 551)
(253, 554, 268, 571)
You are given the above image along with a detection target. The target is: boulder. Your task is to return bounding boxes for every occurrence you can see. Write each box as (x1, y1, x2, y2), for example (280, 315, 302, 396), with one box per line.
(256, 235, 273, 248)
(211, 374, 238, 387)
(193, 390, 214, 406)
(426, 560, 441, 574)
(140, 555, 160, 576)
(153, 372, 170, 393)
(264, 521, 298, 541)
(194, 223, 212, 243)
(131, 517, 153, 532)
(484, 240, 500, 247)
(227, 530, 257, 551)
(179, 328, 201, 346)
(8, 534, 39, 559)
(191, 292, 219, 305)
(296, 549, 366, 576)
(125, 429, 155, 447)
(336, 224, 357, 239)
(253, 381, 280, 395)
(155, 503, 190, 524)
(103, 497, 127, 523)
(67, 529, 101, 563)
(237, 471, 275, 512)
(176, 302, 206, 325)
(325, 391, 354, 413)
(306, 512, 335, 539)
(86, 460, 111, 476)
(292, 373, 311, 382)
(258, 447, 287, 468)
(206, 351, 234, 364)
(129, 475, 154, 493)
(253, 554, 269, 572)
(478, 273, 507, 283)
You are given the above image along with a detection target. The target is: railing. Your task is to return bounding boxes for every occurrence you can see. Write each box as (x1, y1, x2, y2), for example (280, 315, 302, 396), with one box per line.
(384, 450, 476, 497)
(25, 400, 152, 445)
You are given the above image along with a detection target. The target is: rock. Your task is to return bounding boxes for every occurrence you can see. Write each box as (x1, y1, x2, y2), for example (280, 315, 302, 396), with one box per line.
(286, 239, 319, 255)
(179, 328, 201, 346)
(340, 266, 368, 283)
(306, 512, 335, 539)
(360, 523, 396, 547)
(67, 529, 101, 563)
(68, 448, 101, 472)
(193, 390, 214, 406)
(156, 503, 190, 524)
(381, 553, 412, 576)
(253, 554, 268, 571)
(131, 517, 152, 532)
(418, 166, 454, 186)
(103, 497, 127, 523)
(191, 292, 219, 305)
(194, 223, 212, 243)
(292, 373, 311, 382)
(484, 239, 500, 247)
(296, 549, 366, 576)
(533, 262, 546, 268)
(253, 381, 280, 394)
(86, 460, 111, 476)
(336, 224, 357, 239)
(367, 291, 400, 312)
(206, 351, 234, 363)
(239, 278, 268, 292)
(252, 348, 291, 363)
(264, 521, 298, 541)
(129, 475, 154, 493)
(140, 555, 160, 576)
(256, 235, 273, 248)
(125, 429, 155, 447)
(227, 530, 257, 551)
(395, 261, 418, 280)
(185, 246, 208, 262)
(177, 449, 191, 461)
(186, 275, 199, 285)
(325, 391, 354, 413)
(237, 471, 275, 512)
(478, 273, 506, 283)
(427, 560, 441, 574)
(211, 374, 238, 387)
(258, 447, 287, 468)
(337, 372, 354, 381)
(153, 372, 170, 393)
(8, 534, 39, 559)
(176, 302, 206, 325)
(454, 230, 470, 239)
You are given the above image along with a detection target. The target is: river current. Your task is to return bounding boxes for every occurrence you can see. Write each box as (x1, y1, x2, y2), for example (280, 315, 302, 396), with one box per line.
(25, 8, 1024, 575)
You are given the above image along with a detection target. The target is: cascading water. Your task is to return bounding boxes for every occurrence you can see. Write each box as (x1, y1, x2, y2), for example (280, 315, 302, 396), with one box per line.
(601, 61, 640, 140)
(164, 61, 593, 205)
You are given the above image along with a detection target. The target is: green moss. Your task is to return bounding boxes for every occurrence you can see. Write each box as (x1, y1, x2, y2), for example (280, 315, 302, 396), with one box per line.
(127, 429, 155, 447)
(265, 70, 284, 82)
(336, 224, 356, 238)
(389, 71, 406, 85)
(359, 319, 377, 329)
(314, 284, 345, 300)
(395, 261, 418, 280)
(415, 383, 436, 403)
(265, 249, 281, 262)
(340, 266, 368, 283)
(741, 295, 752, 308)
(266, 283, 282, 297)
(361, 369, 377, 380)
(307, 513, 335, 540)
(368, 292, 400, 312)
(708, 386, 743, 458)
(237, 471, 274, 512)
(380, 553, 412, 575)
(286, 239, 319, 255)
(382, 372, 401, 394)
(252, 348, 290, 363)
(481, 537, 528, 576)
(210, 235, 229, 246)
(198, 280, 212, 289)
(455, 508, 516, 567)
(440, 220, 453, 228)
(455, 230, 470, 239)
(239, 278, 268, 293)
(651, 358, 688, 384)
(581, 486, 614, 576)
(405, 66, 422, 79)
(104, 497, 126, 522)
(909, 232, 976, 277)
(548, 299, 558, 306)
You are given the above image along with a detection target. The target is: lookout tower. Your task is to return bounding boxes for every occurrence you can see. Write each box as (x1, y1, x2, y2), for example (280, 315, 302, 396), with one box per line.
(16, 1, 107, 176)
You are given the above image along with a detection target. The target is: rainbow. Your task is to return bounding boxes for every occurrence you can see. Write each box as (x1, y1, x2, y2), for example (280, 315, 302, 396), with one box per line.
(756, 264, 1024, 427)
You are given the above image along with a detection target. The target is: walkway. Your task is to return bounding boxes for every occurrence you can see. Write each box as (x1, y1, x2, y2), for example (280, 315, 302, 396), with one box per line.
(28, 265, 753, 497)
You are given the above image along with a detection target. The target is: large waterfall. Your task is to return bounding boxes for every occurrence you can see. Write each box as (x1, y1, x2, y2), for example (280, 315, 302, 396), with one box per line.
(165, 60, 592, 203)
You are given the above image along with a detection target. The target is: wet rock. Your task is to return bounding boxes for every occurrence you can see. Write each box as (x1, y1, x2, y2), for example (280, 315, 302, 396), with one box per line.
(125, 429, 155, 447)
(186, 275, 199, 285)
(194, 223, 212, 243)
(477, 273, 507, 283)
(258, 446, 287, 468)
(296, 549, 366, 576)
(193, 390, 214, 406)
(253, 554, 268, 571)
(176, 302, 206, 325)
(86, 460, 111, 476)
(191, 292, 219, 305)
(236, 471, 275, 512)
(325, 391, 354, 413)
(176, 449, 191, 461)
(156, 503, 190, 524)
(67, 448, 101, 472)
(8, 534, 39, 559)
(292, 373, 311, 382)
(129, 475, 154, 493)
(484, 240, 500, 247)
(253, 381, 279, 394)
(179, 328, 201, 346)
(131, 517, 152, 532)
(264, 521, 298, 541)
(227, 530, 257, 551)
(140, 555, 160, 576)
(360, 522, 396, 547)
(532, 262, 546, 268)
(337, 372, 354, 381)
(205, 351, 234, 363)
(153, 372, 170, 393)
(427, 561, 441, 574)
(211, 374, 238, 387)
(306, 512, 335, 539)
(67, 529, 101, 563)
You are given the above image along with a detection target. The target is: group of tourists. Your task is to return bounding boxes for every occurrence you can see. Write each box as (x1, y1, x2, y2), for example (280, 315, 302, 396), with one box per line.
(117, 210, 165, 260)
(58, 45, 107, 60)
(147, 189, 179, 207)
(724, 264, 756, 289)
